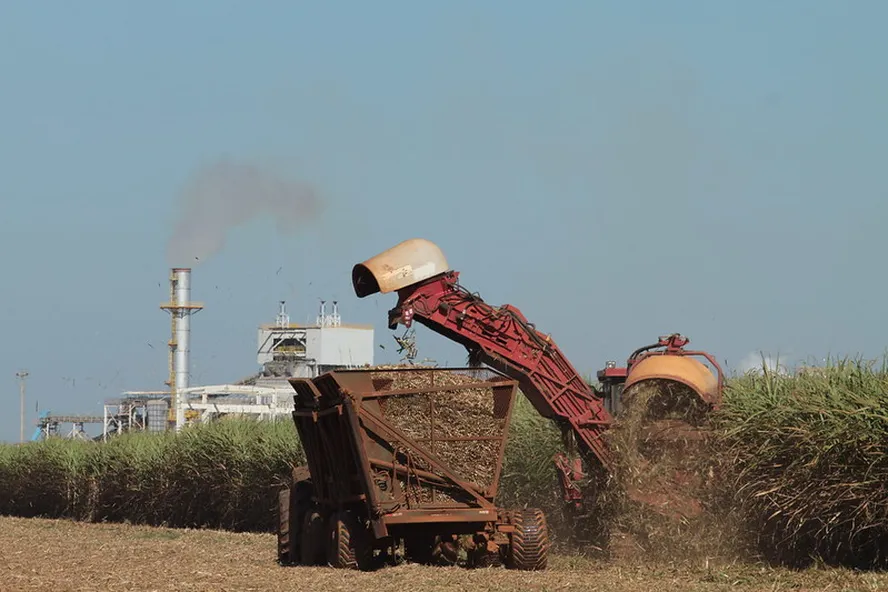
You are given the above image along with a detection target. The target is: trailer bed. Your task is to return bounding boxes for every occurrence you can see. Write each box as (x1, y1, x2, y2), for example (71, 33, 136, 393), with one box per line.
(278, 366, 551, 570)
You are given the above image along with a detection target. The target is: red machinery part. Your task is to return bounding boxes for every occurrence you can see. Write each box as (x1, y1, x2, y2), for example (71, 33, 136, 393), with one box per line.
(352, 240, 724, 509)
(384, 271, 614, 495)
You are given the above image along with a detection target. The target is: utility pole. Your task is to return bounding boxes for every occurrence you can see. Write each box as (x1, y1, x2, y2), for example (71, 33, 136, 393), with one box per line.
(16, 370, 29, 444)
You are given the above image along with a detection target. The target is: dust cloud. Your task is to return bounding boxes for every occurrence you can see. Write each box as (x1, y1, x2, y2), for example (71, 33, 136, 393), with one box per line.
(165, 159, 322, 266)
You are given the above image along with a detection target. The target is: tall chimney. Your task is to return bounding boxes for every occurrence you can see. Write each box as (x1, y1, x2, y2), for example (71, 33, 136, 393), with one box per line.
(160, 268, 203, 431)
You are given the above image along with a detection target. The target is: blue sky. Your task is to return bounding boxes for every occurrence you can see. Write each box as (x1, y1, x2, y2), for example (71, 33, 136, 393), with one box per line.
(1, 1, 886, 442)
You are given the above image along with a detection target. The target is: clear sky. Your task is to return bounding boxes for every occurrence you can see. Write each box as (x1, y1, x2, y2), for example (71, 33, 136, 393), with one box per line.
(2, 1, 886, 442)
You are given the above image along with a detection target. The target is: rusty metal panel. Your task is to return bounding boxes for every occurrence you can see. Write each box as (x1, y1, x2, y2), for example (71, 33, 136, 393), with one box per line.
(289, 366, 519, 527)
(382, 508, 499, 525)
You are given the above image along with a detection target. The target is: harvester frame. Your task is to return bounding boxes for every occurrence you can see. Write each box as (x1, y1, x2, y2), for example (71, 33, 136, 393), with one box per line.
(351, 238, 725, 514)
(277, 366, 551, 571)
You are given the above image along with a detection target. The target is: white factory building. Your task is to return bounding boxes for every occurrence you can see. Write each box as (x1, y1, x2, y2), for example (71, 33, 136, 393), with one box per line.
(257, 300, 375, 379)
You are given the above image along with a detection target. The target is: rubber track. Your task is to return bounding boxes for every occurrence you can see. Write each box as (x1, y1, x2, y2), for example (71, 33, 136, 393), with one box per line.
(509, 509, 550, 571)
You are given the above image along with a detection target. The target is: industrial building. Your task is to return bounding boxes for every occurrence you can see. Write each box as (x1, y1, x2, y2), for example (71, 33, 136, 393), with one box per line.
(33, 268, 375, 441)
(258, 300, 375, 378)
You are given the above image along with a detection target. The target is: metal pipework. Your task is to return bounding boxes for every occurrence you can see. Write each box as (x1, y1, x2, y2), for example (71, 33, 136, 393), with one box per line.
(160, 268, 204, 432)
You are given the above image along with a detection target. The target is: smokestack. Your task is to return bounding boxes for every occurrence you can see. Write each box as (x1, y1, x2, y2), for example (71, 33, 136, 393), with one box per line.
(160, 268, 203, 431)
(318, 300, 326, 326)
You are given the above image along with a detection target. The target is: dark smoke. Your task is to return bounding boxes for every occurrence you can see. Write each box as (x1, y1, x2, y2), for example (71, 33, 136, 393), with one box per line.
(165, 159, 322, 265)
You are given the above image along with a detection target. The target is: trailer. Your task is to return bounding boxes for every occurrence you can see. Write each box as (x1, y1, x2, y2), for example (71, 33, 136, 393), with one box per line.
(277, 366, 550, 571)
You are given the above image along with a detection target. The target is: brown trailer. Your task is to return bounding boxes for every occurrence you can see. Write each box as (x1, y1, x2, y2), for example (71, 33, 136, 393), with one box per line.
(276, 366, 550, 571)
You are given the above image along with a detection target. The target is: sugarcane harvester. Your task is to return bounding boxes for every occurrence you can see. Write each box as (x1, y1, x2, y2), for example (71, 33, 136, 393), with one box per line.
(352, 239, 724, 512)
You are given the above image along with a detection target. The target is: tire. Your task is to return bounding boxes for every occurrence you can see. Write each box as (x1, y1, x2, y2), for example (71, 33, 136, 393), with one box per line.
(300, 507, 327, 565)
(327, 510, 373, 570)
(277, 477, 314, 566)
(277, 488, 294, 565)
(506, 508, 550, 571)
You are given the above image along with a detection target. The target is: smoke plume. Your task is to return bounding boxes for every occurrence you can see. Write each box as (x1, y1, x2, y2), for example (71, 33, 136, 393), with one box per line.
(165, 159, 322, 265)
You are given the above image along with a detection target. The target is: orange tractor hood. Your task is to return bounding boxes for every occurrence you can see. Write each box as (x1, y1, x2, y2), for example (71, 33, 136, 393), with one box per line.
(624, 354, 720, 406)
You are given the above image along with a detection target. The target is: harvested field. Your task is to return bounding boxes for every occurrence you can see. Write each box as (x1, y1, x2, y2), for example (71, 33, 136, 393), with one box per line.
(3, 516, 887, 592)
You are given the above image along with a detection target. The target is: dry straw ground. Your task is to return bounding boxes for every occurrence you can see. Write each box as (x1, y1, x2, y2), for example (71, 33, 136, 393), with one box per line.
(2, 516, 886, 592)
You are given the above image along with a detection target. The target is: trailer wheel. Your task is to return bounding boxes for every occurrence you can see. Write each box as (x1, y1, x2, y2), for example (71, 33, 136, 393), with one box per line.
(277, 477, 314, 565)
(327, 510, 372, 570)
(277, 488, 294, 565)
(300, 508, 326, 565)
(506, 508, 550, 571)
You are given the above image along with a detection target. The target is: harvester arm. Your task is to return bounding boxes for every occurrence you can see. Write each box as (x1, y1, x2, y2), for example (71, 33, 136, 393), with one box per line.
(351, 240, 615, 499)
(386, 271, 615, 472)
